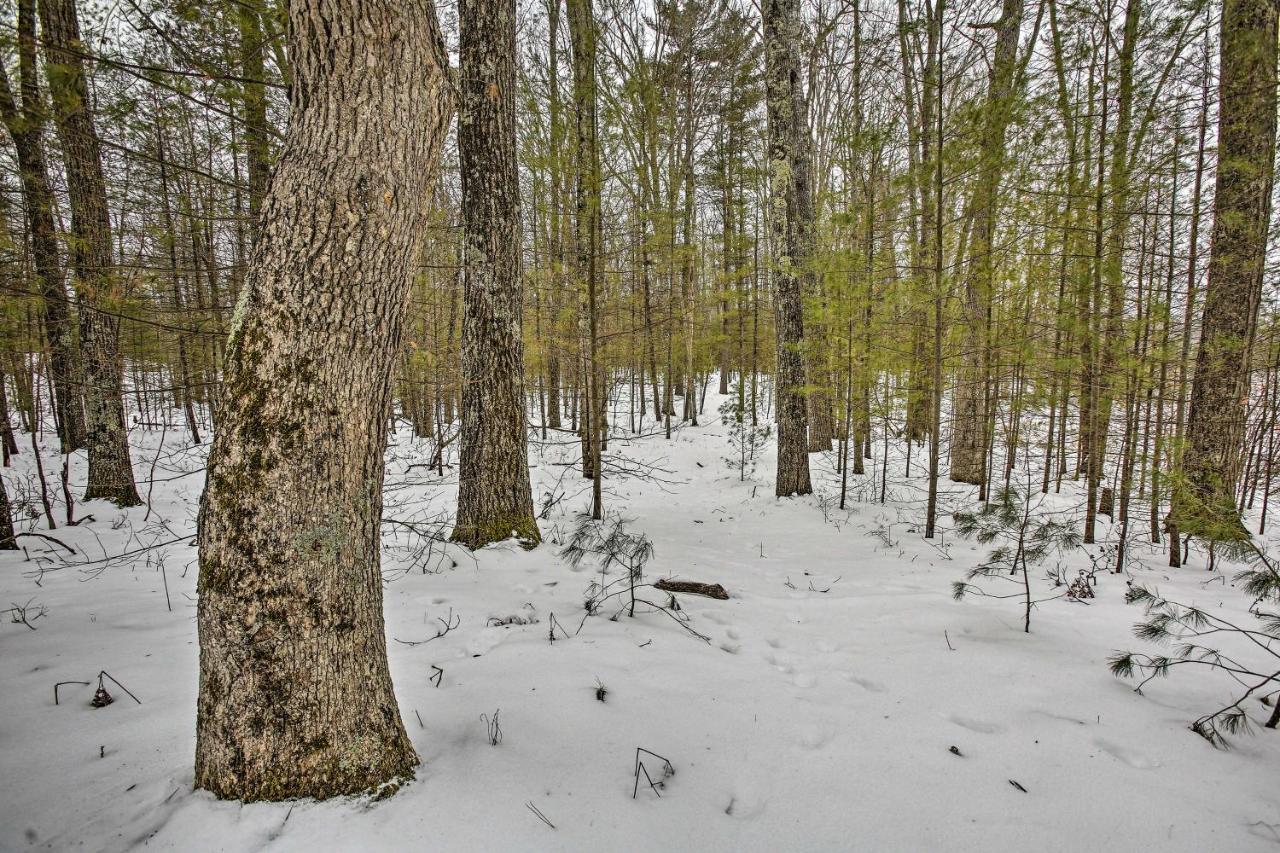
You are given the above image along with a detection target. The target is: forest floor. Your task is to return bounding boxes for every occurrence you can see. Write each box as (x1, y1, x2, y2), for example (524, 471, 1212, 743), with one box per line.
(2, 387, 1279, 852)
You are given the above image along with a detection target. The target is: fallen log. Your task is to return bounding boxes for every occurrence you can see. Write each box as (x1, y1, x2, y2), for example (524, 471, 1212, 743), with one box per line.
(653, 579, 729, 600)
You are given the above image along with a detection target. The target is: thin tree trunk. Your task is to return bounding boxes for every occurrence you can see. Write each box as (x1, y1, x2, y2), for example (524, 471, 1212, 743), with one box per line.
(237, 0, 270, 240)
(453, 0, 540, 549)
(39, 0, 140, 505)
(567, 0, 603, 518)
(0, 466, 15, 548)
(545, 0, 564, 430)
(949, 0, 1021, 487)
(764, 0, 812, 497)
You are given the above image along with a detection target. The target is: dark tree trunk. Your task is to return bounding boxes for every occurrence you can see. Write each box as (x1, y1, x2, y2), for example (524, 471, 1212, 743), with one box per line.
(1175, 0, 1279, 538)
(764, 0, 812, 497)
(39, 0, 140, 505)
(452, 0, 540, 549)
(0, 467, 15, 548)
(0, 0, 84, 453)
(195, 0, 453, 801)
(237, 0, 271, 240)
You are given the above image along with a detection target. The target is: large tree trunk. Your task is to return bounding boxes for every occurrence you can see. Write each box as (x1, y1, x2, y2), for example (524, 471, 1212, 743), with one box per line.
(38, 0, 139, 505)
(0, 0, 84, 453)
(452, 0, 540, 549)
(764, 0, 813, 497)
(1174, 0, 1279, 539)
(195, 0, 453, 801)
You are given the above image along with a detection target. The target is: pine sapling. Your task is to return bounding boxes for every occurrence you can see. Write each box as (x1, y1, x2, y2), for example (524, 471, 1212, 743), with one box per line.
(560, 512, 709, 642)
(719, 393, 771, 481)
(952, 482, 1082, 632)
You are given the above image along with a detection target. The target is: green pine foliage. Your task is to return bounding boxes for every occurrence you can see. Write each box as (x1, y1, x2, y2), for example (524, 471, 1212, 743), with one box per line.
(1109, 575, 1280, 747)
(952, 484, 1082, 632)
(719, 390, 771, 481)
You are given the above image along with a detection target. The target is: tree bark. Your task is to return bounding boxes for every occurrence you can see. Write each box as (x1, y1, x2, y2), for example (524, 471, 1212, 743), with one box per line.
(764, 0, 813, 497)
(566, 0, 603, 518)
(452, 0, 540, 549)
(1175, 0, 1279, 539)
(39, 0, 140, 505)
(236, 0, 271, 243)
(0, 0, 84, 453)
(195, 0, 453, 801)
(0, 464, 15, 548)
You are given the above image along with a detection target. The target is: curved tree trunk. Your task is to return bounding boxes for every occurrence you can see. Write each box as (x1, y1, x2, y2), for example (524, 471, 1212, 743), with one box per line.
(452, 0, 540, 549)
(195, 0, 453, 801)
(764, 0, 813, 497)
(39, 0, 139, 504)
(1174, 0, 1279, 539)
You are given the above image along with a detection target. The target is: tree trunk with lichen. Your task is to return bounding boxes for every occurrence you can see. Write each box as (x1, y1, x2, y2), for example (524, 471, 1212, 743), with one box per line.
(195, 0, 453, 802)
(452, 0, 540, 549)
(764, 0, 812, 497)
(1174, 0, 1279, 540)
(39, 0, 139, 504)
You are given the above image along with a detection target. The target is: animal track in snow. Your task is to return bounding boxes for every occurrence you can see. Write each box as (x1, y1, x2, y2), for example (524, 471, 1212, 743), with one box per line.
(763, 651, 795, 675)
(467, 628, 511, 657)
(845, 673, 886, 693)
(1095, 738, 1162, 769)
(945, 714, 1005, 735)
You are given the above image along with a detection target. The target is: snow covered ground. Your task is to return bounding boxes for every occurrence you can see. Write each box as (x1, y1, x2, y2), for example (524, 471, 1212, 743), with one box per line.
(3, 387, 1279, 852)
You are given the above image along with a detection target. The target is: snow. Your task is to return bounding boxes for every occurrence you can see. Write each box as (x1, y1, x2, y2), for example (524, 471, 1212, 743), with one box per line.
(3, 386, 1279, 852)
